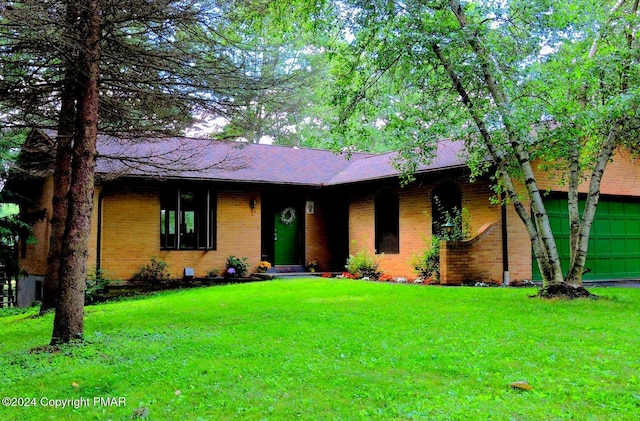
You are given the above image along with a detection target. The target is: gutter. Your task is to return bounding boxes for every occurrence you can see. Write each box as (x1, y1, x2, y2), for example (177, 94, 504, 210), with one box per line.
(501, 191, 510, 285)
(96, 188, 105, 272)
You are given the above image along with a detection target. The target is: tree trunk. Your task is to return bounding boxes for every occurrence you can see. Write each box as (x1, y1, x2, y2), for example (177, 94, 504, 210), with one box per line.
(567, 137, 580, 272)
(565, 121, 620, 286)
(564, 0, 636, 287)
(39, 3, 79, 315)
(51, 0, 101, 345)
(449, 0, 565, 286)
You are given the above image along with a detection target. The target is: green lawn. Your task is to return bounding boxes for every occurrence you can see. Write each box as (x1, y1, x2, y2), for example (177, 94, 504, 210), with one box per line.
(1, 279, 640, 420)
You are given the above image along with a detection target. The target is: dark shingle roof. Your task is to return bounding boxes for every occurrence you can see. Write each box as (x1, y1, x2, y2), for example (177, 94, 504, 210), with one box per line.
(327, 141, 468, 185)
(38, 130, 468, 186)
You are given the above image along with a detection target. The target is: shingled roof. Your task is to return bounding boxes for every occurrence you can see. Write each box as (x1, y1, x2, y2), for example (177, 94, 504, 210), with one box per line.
(32, 130, 469, 186)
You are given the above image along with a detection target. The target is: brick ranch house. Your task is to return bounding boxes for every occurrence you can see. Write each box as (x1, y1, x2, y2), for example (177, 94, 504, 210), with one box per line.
(10, 129, 640, 304)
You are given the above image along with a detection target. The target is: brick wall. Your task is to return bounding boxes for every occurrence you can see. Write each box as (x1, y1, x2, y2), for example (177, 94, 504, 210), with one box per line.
(98, 186, 263, 279)
(304, 196, 331, 271)
(348, 176, 502, 278)
(22, 180, 339, 280)
(440, 222, 503, 285)
(98, 186, 160, 278)
(20, 177, 100, 277)
(535, 148, 640, 196)
(505, 204, 532, 281)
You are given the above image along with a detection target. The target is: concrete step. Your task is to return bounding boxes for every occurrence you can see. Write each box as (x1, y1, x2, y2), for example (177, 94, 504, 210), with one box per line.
(274, 265, 306, 273)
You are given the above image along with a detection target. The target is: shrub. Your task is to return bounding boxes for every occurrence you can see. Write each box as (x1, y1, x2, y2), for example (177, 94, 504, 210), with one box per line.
(205, 268, 219, 278)
(412, 237, 441, 280)
(413, 206, 472, 281)
(131, 257, 171, 286)
(85, 266, 113, 304)
(345, 248, 381, 280)
(226, 255, 248, 277)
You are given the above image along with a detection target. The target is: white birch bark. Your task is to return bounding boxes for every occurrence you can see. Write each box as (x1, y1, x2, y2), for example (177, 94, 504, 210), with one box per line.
(449, 0, 565, 285)
(565, 0, 638, 286)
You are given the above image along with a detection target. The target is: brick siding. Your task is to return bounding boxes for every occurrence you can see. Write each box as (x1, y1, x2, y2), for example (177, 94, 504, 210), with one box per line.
(19, 148, 640, 283)
(348, 176, 503, 278)
(440, 223, 503, 285)
(97, 187, 263, 279)
(304, 196, 331, 271)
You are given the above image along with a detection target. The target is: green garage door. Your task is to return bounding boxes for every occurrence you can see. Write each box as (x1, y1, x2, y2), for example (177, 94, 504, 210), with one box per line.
(533, 198, 640, 280)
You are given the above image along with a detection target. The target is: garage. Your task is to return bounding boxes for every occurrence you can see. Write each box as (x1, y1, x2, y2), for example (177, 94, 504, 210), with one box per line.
(533, 197, 640, 281)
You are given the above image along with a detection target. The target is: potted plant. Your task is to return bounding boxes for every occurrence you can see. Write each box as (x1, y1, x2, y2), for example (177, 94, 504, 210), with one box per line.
(257, 261, 272, 273)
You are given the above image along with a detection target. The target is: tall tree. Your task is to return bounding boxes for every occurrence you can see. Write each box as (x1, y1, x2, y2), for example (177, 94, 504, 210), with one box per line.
(1, 0, 272, 342)
(51, 0, 101, 343)
(40, 2, 78, 315)
(202, 1, 325, 145)
(328, 0, 639, 296)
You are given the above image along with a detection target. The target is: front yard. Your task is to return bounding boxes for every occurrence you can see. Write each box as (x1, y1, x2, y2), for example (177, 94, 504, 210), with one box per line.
(1, 279, 639, 420)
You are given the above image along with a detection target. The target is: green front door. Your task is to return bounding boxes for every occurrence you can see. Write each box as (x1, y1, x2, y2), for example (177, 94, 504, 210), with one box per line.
(274, 206, 300, 265)
(533, 198, 640, 280)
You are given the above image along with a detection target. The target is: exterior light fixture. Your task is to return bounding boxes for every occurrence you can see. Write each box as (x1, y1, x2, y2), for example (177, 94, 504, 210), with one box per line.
(443, 221, 455, 237)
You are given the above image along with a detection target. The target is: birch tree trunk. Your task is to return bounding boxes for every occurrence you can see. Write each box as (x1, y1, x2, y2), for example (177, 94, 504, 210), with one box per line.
(430, 42, 556, 284)
(449, 0, 566, 287)
(567, 138, 580, 271)
(564, 0, 637, 286)
(51, 0, 101, 344)
(565, 128, 620, 286)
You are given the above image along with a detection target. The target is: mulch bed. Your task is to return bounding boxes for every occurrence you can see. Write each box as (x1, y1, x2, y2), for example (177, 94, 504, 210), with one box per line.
(534, 284, 599, 299)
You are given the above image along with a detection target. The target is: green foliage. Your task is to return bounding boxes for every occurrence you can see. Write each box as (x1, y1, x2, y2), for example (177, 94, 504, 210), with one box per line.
(411, 236, 441, 280)
(225, 255, 248, 278)
(84, 267, 114, 305)
(345, 247, 381, 280)
(205, 268, 219, 278)
(415, 203, 471, 279)
(0, 131, 34, 272)
(326, 0, 640, 186)
(0, 129, 26, 163)
(433, 199, 472, 241)
(131, 257, 170, 285)
(1, 1, 288, 136)
(0, 190, 44, 280)
(0, 203, 18, 218)
(2, 281, 640, 420)
(0, 306, 34, 317)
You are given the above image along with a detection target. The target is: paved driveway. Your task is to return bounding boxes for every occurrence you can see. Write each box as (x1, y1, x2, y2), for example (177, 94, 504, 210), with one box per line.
(586, 280, 640, 288)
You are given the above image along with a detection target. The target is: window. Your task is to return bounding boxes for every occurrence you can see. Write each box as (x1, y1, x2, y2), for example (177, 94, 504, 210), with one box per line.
(161, 188, 216, 250)
(375, 190, 399, 254)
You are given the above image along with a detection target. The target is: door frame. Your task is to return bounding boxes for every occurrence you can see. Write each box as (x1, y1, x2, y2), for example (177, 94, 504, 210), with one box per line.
(261, 193, 305, 266)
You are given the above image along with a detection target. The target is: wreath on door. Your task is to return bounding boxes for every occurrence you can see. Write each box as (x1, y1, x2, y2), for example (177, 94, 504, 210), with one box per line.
(280, 207, 296, 225)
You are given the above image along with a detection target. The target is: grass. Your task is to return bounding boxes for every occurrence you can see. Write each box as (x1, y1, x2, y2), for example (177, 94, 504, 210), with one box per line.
(1, 278, 640, 420)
